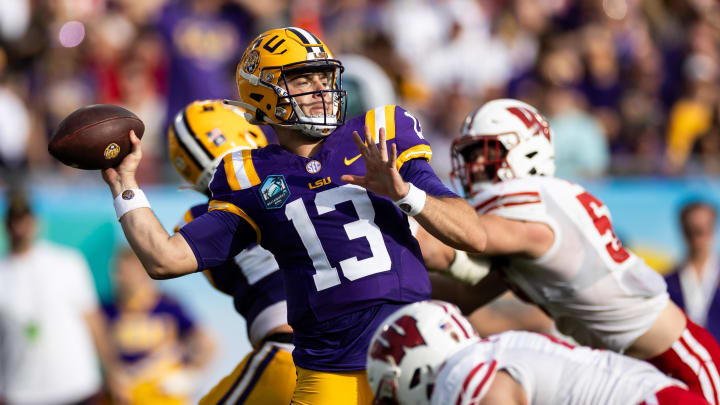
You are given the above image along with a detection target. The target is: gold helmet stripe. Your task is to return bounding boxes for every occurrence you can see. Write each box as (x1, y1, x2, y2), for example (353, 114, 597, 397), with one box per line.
(173, 111, 213, 170)
(181, 108, 216, 161)
(169, 125, 202, 174)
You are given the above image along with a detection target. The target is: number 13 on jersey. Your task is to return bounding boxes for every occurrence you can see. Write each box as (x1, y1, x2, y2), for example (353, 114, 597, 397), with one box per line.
(285, 184, 393, 291)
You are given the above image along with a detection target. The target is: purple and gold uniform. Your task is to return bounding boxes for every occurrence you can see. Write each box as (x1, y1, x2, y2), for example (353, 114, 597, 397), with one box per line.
(175, 204, 295, 405)
(179, 105, 456, 372)
(103, 295, 197, 405)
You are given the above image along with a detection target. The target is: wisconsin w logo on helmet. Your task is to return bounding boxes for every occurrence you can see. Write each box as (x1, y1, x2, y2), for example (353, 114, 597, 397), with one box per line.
(369, 315, 426, 365)
(366, 301, 478, 405)
(230, 27, 347, 138)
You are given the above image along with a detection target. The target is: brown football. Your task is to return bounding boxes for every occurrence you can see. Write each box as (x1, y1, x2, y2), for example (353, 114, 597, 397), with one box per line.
(48, 104, 145, 170)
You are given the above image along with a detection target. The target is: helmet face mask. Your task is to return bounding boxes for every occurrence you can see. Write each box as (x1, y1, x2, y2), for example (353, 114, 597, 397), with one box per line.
(450, 99, 555, 197)
(235, 27, 347, 138)
(366, 301, 478, 405)
(276, 64, 346, 137)
(453, 137, 509, 192)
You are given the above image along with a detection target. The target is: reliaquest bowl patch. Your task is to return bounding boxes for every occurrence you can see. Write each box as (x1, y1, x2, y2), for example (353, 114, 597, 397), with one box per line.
(259, 175, 290, 209)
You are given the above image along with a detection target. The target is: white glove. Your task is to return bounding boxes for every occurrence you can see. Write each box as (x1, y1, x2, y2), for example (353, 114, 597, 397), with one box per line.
(448, 250, 491, 285)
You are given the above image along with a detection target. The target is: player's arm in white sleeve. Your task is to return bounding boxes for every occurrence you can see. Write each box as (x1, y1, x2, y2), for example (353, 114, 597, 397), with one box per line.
(101, 131, 197, 279)
(342, 127, 554, 255)
(414, 213, 552, 287)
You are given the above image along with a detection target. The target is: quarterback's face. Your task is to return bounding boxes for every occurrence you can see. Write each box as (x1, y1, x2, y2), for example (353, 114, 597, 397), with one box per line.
(284, 71, 333, 117)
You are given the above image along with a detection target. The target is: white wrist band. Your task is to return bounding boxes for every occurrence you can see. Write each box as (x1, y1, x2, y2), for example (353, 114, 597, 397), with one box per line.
(448, 249, 491, 285)
(394, 183, 426, 216)
(113, 189, 150, 220)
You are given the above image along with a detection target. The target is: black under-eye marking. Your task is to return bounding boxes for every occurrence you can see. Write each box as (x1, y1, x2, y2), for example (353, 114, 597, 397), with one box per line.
(526, 151, 538, 158)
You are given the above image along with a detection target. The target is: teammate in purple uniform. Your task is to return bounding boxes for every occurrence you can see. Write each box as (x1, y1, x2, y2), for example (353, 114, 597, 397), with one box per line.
(101, 27, 486, 405)
(168, 99, 295, 405)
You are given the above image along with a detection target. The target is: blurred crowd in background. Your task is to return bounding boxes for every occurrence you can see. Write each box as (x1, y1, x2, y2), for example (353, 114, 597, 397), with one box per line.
(1, 0, 720, 186)
(2, 1, 720, 403)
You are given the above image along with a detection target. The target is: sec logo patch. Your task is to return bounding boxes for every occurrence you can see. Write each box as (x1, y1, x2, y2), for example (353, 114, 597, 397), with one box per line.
(305, 160, 322, 174)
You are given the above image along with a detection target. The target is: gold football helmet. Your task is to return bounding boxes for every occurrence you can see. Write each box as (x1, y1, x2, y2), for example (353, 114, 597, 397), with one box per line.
(168, 99, 268, 194)
(231, 27, 346, 138)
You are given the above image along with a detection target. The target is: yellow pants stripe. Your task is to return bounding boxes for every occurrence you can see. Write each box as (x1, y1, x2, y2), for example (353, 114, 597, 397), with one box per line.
(200, 343, 295, 405)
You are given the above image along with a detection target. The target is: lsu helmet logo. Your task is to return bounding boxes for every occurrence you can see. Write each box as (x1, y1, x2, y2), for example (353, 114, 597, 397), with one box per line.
(244, 50, 260, 74)
(104, 143, 120, 160)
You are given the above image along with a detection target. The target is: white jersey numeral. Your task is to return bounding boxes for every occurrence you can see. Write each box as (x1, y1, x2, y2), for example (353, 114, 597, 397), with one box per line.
(286, 184, 393, 291)
(404, 111, 424, 139)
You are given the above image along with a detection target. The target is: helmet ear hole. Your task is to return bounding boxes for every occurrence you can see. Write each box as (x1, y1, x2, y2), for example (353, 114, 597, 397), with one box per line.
(409, 368, 422, 388)
(426, 382, 434, 399)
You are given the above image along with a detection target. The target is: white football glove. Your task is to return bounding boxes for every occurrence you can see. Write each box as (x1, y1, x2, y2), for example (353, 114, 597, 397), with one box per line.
(447, 250, 491, 285)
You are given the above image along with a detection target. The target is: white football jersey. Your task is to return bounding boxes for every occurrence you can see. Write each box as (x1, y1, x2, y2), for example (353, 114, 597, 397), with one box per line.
(469, 177, 668, 351)
(432, 330, 683, 405)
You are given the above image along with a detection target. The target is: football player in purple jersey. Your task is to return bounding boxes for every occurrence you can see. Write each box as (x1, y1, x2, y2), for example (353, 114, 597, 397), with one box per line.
(101, 27, 487, 405)
(168, 99, 295, 405)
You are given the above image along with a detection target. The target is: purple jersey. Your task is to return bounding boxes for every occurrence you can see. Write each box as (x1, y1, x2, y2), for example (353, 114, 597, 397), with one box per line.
(180, 105, 456, 370)
(103, 294, 194, 364)
(154, 1, 253, 127)
(175, 203, 286, 345)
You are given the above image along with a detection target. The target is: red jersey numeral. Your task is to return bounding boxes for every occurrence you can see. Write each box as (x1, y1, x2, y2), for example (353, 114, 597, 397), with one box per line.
(576, 191, 630, 264)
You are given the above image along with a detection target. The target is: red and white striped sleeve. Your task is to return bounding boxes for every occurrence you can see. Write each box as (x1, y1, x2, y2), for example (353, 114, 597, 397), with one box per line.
(470, 180, 553, 227)
(432, 342, 503, 405)
(453, 359, 499, 405)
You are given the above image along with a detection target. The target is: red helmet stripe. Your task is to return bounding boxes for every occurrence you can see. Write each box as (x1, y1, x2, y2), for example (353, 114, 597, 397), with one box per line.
(450, 314, 471, 339)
